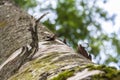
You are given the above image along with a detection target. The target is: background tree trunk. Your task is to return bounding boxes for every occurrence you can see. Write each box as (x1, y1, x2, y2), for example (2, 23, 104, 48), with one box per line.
(0, 1, 120, 80)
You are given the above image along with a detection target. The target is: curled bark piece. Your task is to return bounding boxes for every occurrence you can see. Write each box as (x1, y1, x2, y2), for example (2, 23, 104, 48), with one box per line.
(77, 44, 92, 60)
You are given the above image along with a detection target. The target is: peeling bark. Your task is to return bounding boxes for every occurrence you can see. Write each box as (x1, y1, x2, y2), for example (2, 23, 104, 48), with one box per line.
(0, 1, 53, 64)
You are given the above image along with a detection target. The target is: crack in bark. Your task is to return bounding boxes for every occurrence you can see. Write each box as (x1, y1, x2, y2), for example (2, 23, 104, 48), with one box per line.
(39, 72, 50, 80)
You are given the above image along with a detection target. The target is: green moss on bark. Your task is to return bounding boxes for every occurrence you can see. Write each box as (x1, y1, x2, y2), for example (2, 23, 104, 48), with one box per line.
(85, 64, 120, 80)
(51, 70, 74, 80)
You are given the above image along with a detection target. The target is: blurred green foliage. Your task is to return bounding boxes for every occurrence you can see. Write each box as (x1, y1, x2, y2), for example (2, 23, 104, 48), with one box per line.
(14, 0, 120, 68)
(14, 0, 37, 9)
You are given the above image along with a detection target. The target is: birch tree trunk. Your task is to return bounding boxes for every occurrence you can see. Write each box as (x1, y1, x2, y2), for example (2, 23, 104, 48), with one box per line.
(0, 1, 120, 80)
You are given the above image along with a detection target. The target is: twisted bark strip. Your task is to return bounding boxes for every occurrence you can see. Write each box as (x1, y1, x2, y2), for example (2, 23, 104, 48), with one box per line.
(27, 12, 49, 59)
(0, 46, 29, 80)
(0, 12, 48, 80)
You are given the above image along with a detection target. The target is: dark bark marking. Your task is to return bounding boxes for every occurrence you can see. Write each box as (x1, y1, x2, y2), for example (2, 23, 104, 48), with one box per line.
(27, 12, 49, 59)
(63, 38, 67, 44)
(44, 34, 56, 41)
(77, 44, 92, 60)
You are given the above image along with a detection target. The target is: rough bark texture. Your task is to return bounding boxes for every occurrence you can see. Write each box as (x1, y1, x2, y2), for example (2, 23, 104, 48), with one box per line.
(0, 1, 53, 64)
(0, 1, 120, 80)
